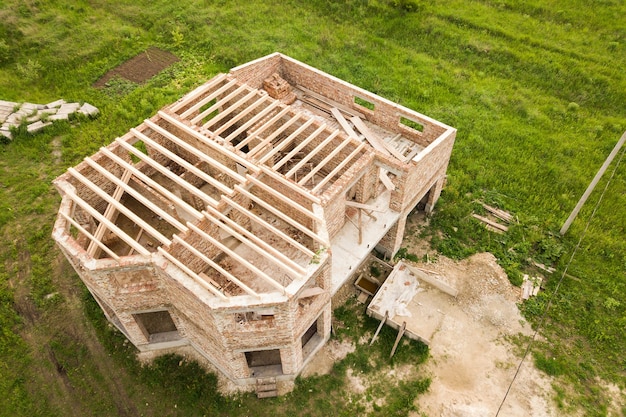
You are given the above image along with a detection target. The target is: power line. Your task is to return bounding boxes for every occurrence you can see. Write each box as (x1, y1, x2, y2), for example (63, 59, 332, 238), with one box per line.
(495, 145, 625, 416)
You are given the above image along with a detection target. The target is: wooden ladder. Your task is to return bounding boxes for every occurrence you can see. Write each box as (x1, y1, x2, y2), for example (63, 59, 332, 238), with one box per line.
(256, 377, 278, 398)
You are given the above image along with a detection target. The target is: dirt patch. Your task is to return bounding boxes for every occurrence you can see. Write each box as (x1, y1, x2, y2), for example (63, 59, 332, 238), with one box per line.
(93, 47, 179, 87)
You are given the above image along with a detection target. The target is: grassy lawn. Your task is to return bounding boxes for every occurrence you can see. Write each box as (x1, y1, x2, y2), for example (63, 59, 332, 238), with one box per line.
(0, 0, 624, 415)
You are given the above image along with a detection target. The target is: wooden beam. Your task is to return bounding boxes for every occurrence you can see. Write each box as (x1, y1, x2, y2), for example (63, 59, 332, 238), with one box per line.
(112, 140, 217, 208)
(172, 234, 262, 297)
(351, 117, 390, 155)
(235, 106, 291, 151)
(222, 196, 315, 257)
(202, 90, 259, 130)
(472, 213, 508, 232)
(380, 138, 407, 161)
(258, 166, 321, 204)
(143, 119, 245, 183)
(370, 311, 388, 345)
(245, 174, 321, 223)
(312, 143, 366, 193)
(285, 130, 340, 178)
(191, 84, 249, 125)
(258, 118, 316, 164)
(157, 111, 260, 174)
(82, 158, 189, 232)
(331, 107, 359, 140)
(68, 168, 173, 246)
(87, 167, 131, 257)
(60, 211, 120, 261)
(131, 128, 234, 196)
(186, 223, 285, 293)
(61, 186, 151, 256)
(379, 168, 395, 191)
(247, 112, 303, 158)
(298, 86, 365, 119)
(234, 185, 328, 247)
(202, 205, 305, 277)
(272, 124, 328, 171)
(181, 78, 239, 119)
(224, 100, 281, 144)
(213, 95, 271, 137)
(345, 200, 385, 212)
(297, 135, 351, 185)
(390, 321, 406, 358)
(171, 73, 228, 113)
(157, 247, 228, 299)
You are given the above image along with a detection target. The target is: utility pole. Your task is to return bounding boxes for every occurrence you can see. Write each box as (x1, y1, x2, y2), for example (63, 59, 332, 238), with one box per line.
(560, 131, 626, 235)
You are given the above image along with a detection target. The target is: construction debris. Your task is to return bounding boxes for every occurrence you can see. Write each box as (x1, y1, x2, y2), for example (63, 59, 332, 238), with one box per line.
(520, 274, 543, 300)
(472, 202, 514, 233)
(0, 99, 99, 141)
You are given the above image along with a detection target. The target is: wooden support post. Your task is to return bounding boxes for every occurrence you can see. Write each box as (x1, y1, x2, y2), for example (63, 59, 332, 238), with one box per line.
(358, 207, 362, 245)
(560, 131, 626, 235)
(390, 321, 406, 358)
(370, 311, 388, 345)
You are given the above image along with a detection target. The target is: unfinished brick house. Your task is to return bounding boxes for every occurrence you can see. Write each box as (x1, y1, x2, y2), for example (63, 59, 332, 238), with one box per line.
(52, 53, 455, 394)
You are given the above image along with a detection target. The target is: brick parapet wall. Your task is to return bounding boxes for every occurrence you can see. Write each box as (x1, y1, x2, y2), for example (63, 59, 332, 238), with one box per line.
(228, 53, 283, 89)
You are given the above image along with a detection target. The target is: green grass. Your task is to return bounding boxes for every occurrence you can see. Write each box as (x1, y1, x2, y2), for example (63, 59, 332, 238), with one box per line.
(0, 0, 624, 415)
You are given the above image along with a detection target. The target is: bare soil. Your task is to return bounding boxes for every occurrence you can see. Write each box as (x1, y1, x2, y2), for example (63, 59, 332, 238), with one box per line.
(93, 47, 179, 87)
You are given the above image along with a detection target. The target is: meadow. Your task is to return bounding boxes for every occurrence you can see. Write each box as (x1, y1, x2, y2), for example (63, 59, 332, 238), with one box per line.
(0, 0, 624, 415)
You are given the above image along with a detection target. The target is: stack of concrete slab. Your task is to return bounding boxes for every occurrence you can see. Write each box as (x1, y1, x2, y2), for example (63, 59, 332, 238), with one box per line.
(0, 99, 99, 141)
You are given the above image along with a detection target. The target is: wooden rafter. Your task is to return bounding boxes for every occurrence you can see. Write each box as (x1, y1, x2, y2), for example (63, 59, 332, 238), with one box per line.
(312, 142, 366, 193)
(233, 184, 328, 247)
(186, 222, 285, 293)
(191, 84, 249, 125)
(142, 119, 244, 183)
(298, 136, 352, 186)
(157, 247, 228, 300)
(59, 211, 120, 261)
(112, 140, 217, 208)
(212, 95, 269, 137)
(272, 124, 328, 171)
(202, 90, 259, 130)
(202, 206, 305, 278)
(225, 101, 281, 144)
(222, 196, 315, 257)
(257, 165, 321, 205)
(157, 111, 260, 174)
(285, 130, 340, 178)
(171, 73, 228, 113)
(235, 106, 291, 151)
(258, 118, 316, 164)
(247, 112, 303, 158)
(181, 78, 238, 119)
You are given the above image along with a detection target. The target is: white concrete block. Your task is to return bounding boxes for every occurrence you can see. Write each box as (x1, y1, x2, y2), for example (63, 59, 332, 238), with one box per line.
(27, 120, 52, 133)
(49, 113, 70, 121)
(0, 129, 12, 140)
(78, 102, 99, 117)
(45, 99, 66, 109)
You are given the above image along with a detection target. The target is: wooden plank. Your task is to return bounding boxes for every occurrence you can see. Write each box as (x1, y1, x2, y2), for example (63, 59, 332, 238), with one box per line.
(157, 111, 260, 174)
(245, 174, 322, 223)
(297, 135, 351, 185)
(298, 85, 365, 119)
(131, 128, 234, 196)
(472, 213, 509, 232)
(344, 200, 385, 213)
(272, 123, 328, 171)
(143, 119, 245, 183)
(61, 186, 150, 256)
(190, 83, 248, 124)
(235, 106, 291, 150)
(171, 73, 228, 113)
(390, 321, 406, 358)
(112, 140, 217, 208)
(234, 185, 329, 247)
(379, 169, 395, 191)
(312, 142, 366, 193)
(157, 247, 228, 299)
(203, 205, 305, 277)
(185, 222, 285, 293)
(330, 107, 359, 140)
(350, 116, 391, 155)
(68, 168, 173, 246)
(180, 77, 238, 119)
(258, 165, 321, 205)
(370, 311, 388, 345)
(481, 203, 513, 223)
(380, 138, 407, 161)
(224, 100, 280, 143)
(60, 211, 120, 261)
(222, 196, 315, 257)
(258, 118, 316, 164)
(284, 130, 340, 178)
(405, 264, 458, 297)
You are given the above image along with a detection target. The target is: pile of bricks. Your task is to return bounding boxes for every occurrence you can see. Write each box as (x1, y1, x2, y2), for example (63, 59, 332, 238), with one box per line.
(0, 99, 99, 140)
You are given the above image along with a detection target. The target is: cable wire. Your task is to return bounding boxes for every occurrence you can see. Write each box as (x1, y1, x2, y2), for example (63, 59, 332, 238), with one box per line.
(495, 145, 626, 416)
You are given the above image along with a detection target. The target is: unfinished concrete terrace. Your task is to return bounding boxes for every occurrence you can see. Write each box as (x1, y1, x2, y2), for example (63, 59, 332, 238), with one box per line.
(52, 53, 455, 391)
